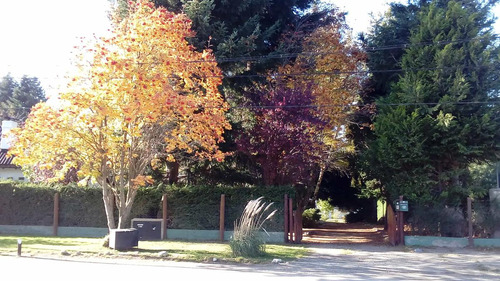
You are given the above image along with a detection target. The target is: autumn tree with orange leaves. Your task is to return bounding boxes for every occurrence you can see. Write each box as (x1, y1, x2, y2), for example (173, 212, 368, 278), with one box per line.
(299, 24, 365, 200)
(238, 14, 364, 242)
(284, 21, 365, 241)
(255, 21, 365, 189)
(9, 0, 230, 230)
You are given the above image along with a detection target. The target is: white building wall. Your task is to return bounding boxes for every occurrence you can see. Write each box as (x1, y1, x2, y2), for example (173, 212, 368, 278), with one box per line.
(0, 167, 25, 181)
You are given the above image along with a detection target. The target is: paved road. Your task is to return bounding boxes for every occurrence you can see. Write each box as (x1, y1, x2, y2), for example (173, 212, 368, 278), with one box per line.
(2, 244, 499, 280)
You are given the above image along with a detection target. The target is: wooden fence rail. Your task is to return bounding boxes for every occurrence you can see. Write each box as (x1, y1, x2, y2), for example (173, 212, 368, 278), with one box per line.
(49, 192, 297, 242)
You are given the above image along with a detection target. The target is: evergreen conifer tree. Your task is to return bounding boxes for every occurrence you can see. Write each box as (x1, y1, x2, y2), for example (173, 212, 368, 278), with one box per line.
(362, 0, 499, 204)
(0, 75, 45, 122)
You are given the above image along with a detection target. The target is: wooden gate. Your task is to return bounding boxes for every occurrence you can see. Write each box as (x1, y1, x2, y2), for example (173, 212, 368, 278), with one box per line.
(387, 204, 397, 245)
(387, 201, 406, 246)
(284, 194, 302, 243)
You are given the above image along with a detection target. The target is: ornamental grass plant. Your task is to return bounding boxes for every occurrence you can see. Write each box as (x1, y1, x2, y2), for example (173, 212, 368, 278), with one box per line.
(230, 197, 276, 257)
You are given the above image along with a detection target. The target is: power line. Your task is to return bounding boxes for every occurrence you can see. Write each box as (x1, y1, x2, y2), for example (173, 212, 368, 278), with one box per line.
(2, 101, 498, 111)
(228, 101, 500, 110)
(3, 35, 497, 70)
(210, 35, 500, 63)
(4, 63, 498, 81)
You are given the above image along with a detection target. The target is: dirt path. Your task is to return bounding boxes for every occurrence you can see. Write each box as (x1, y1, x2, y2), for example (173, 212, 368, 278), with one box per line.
(302, 222, 387, 245)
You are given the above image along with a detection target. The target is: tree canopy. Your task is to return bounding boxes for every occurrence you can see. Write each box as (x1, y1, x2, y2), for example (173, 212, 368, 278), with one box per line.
(10, 0, 230, 229)
(0, 74, 46, 122)
(360, 0, 500, 204)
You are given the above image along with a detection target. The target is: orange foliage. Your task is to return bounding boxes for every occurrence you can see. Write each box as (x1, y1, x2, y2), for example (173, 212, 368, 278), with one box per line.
(9, 0, 230, 228)
(277, 21, 365, 180)
(280, 24, 365, 129)
(11, 0, 230, 179)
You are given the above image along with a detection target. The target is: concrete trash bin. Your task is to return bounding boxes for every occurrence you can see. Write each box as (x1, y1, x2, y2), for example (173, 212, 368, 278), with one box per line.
(109, 228, 139, 250)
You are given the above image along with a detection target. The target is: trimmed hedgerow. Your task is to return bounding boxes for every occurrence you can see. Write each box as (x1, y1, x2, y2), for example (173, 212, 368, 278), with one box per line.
(0, 182, 55, 225)
(163, 184, 293, 231)
(0, 182, 293, 231)
(58, 185, 107, 227)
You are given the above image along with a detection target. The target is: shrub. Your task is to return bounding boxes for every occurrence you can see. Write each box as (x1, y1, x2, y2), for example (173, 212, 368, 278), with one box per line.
(316, 199, 334, 221)
(165, 184, 293, 231)
(302, 208, 321, 228)
(407, 204, 466, 237)
(230, 197, 276, 257)
(471, 200, 500, 238)
(0, 182, 55, 225)
(0, 182, 293, 230)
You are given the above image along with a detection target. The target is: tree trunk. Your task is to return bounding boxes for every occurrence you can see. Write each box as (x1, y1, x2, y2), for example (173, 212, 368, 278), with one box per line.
(168, 161, 179, 184)
(102, 181, 116, 230)
(313, 165, 326, 201)
(117, 204, 133, 229)
(295, 201, 305, 243)
(116, 187, 138, 229)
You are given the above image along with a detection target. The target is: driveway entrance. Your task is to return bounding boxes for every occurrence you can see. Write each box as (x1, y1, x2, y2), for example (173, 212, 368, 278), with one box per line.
(302, 222, 386, 245)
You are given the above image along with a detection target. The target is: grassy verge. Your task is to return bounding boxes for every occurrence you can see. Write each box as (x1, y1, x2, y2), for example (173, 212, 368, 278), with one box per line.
(0, 235, 308, 263)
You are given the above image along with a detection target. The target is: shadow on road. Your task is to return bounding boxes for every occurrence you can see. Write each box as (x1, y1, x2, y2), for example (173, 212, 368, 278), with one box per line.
(302, 222, 387, 245)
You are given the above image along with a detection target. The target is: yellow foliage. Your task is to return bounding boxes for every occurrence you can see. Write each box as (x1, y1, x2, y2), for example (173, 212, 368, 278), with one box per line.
(9, 0, 230, 186)
(131, 175, 154, 187)
(276, 22, 365, 168)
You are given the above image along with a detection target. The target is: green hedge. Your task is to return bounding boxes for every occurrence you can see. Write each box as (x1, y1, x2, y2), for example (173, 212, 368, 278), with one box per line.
(58, 185, 107, 227)
(0, 182, 293, 231)
(164, 184, 293, 231)
(0, 183, 55, 225)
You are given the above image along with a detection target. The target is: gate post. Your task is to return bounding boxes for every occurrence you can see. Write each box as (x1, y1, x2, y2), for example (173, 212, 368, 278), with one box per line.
(398, 195, 405, 245)
(468, 197, 473, 246)
(219, 194, 225, 241)
(387, 203, 397, 246)
(289, 198, 294, 243)
(284, 194, 289, 243)
(53, 192, 60, 236)
(162, 194, 167, 239)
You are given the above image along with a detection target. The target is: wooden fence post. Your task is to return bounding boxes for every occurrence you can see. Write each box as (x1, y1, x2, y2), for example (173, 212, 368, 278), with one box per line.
(162, 194, 167, 239)
(296, 211, 303, 243)
(399, 195, 404, 245)
(53, 192, 59, 236)
(468, 197, 473, 247)
(219, 194, 225, 241)
(289, 198, 294, 243)
(284, 194, 289, 243)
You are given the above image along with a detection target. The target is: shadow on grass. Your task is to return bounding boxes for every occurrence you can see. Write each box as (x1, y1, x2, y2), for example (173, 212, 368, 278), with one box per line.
(0, 236, 96, 248)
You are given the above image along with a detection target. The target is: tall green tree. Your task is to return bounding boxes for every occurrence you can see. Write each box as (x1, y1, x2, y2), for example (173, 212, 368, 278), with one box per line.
(349, 1, 426, 202)
(362, 0, 500, 204)
(350, 1, 424, 152)
(0, 75, 45, 122)
(0, 75, 18, 114)
(120, 0, 319, 75)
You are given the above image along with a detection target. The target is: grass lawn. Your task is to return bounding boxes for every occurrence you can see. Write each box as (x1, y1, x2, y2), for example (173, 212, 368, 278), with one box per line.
(0, 235, 308, 263)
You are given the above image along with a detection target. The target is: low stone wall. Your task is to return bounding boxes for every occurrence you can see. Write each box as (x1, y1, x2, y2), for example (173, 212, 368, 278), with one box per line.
(473, 238, 500, 248)
(0, 225, 285, 243)
(405, 235, 500, 248)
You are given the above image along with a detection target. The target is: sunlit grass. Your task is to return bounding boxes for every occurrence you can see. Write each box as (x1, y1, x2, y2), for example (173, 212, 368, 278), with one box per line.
(0, 235, 308, 263)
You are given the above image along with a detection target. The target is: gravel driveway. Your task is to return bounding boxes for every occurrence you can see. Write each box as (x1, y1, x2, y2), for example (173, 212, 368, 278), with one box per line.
(271, 244, 500, 280)
(2, 243, 499, 280)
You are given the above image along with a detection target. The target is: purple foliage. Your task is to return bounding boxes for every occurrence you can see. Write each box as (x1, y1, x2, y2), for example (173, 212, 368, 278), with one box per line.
(237, 82, 326, 186)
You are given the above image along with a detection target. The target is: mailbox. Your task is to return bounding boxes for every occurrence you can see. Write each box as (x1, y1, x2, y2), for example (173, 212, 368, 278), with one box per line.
(131, 218, 164, 240)
(395, 200, 409, 212)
